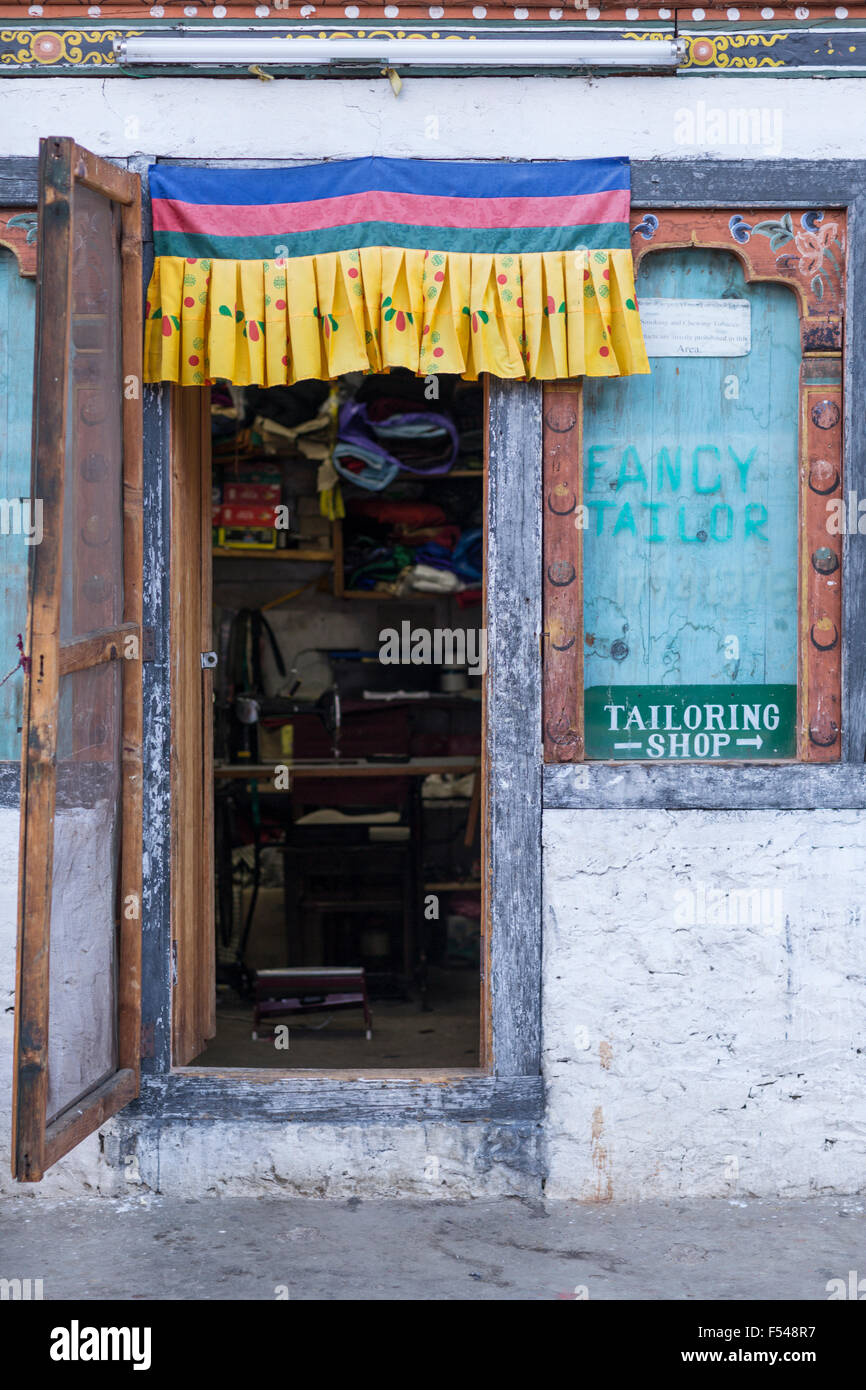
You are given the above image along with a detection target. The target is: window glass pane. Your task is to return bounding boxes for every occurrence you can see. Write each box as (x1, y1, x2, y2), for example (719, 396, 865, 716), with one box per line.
(60, 181, 123, 642)
(46, 662, 121, 1121)
(582, 248, 800, 762)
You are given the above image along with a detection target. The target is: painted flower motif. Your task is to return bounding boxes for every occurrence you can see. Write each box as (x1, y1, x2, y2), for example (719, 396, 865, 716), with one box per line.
(462, 306, 489, 333)
(632, 214, 658, 242)
(729, 214, 753, 245)
(750, 212, 793, 252)
(794, 222, 839, 278)
(382, 296, 413, 331)
(6, 212, 38, 245)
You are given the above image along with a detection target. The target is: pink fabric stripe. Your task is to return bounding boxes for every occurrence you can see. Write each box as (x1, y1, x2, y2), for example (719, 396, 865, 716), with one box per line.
(152, 187, 630, 236)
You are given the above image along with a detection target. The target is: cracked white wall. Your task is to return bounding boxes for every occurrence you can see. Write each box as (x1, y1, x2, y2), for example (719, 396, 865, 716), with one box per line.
(543, 809, 866, 1200)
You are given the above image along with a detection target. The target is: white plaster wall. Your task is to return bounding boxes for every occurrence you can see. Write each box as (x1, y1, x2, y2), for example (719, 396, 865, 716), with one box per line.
(0, 74, 864, 163)
(543, 809, 866, 1200)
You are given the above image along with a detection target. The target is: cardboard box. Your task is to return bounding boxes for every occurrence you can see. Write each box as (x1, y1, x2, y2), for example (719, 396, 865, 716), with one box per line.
(223, 482, 282, 505)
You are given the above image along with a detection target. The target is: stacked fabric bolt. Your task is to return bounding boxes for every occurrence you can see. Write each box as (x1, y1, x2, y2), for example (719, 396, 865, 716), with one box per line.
(345, 498, 481, 596)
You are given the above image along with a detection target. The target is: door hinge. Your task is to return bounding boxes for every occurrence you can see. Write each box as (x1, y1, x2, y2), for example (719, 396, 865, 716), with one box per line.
(142, 627, 155, 662)
(171, 940, 178, 986)
(201, 651, 218, 669)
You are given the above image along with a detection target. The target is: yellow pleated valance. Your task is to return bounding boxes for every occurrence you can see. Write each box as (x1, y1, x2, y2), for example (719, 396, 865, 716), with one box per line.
(144, 247, 649, 387)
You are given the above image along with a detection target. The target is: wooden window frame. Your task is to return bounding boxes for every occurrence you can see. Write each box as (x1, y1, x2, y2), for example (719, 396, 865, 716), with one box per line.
(543, 205, 845, 771)
(544, 160, 866, 813)
(12, 140, 143, 1181)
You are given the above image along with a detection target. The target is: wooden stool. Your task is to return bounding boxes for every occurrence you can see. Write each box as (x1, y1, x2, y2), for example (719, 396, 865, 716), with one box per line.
(252, 967, 372, 1040)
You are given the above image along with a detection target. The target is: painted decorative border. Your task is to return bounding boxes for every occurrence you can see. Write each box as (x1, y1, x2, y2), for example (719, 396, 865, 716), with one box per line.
(3, 4, 866, 19)
(4, 22, 866, 72)
(631, 207, 845, 341)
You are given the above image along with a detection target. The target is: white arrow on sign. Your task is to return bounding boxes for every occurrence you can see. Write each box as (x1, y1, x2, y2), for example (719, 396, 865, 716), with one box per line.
(736, 735, 763, 749)
(613, 741, 643, 750)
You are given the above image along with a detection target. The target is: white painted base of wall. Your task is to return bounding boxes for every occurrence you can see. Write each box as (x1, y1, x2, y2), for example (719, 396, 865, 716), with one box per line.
(543, 809, 866, 1201)
(5, 804, 866, 1199)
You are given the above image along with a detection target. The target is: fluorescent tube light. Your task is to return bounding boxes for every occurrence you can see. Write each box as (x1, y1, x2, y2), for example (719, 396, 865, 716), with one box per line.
(114, 35, 685, 69)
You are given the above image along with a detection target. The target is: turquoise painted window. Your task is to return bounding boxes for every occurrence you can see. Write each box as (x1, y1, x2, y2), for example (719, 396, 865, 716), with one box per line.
(0, 249, 36, 760)
(582, 248, 800, 762)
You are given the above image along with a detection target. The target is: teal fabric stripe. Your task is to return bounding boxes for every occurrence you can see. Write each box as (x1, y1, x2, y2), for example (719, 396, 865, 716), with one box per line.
(153, 220, 631, 260)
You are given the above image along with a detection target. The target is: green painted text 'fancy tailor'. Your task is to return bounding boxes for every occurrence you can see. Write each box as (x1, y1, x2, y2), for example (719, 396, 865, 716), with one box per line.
(585, 685, 797, 761)
(584, 442, 767, 543)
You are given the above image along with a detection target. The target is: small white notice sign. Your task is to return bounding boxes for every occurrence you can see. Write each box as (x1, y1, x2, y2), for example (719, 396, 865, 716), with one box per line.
(637, 298, 751, 357)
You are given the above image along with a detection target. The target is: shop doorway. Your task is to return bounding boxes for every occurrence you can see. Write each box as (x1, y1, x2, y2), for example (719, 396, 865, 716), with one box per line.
(172, 371, 486, 1069)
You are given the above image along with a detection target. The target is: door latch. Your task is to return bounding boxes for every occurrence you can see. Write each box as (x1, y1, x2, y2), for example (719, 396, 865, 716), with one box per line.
(201, 651, 218, 669)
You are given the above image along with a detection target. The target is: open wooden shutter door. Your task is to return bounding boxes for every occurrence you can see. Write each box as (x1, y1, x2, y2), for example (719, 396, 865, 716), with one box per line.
(12, 139, 143, 1181)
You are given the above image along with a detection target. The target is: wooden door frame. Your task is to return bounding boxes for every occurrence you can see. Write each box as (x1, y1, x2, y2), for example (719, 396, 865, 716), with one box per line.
(12, 140, 143, 1181)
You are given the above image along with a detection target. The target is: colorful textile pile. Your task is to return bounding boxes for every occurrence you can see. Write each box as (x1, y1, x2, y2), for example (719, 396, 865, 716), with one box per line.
(346, 498, 481, 597)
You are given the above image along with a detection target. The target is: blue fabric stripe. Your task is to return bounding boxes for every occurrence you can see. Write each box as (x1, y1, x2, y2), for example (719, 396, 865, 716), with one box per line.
(149, 156, 630, 208)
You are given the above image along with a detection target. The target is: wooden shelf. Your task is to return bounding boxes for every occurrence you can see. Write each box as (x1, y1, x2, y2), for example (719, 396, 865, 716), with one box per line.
(424, 880, 482, 891)
(213, 548, 334, 562)
(342, 590, 449, 601)
(421, 469, 483, 479)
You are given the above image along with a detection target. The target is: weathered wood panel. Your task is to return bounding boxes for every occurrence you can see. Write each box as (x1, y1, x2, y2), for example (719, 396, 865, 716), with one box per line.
(13, 137, 72, 1181)
(0, 159, 39, 207)
(486, 378, 542, 1078)
(140, 1071, 543, 1125)
(542, 381, 583, 763)
(543, 761, 866, 809)
(170, 385, 216, 1066)
(801, 359, 843, 760)
(13, 140, 143, 1181)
